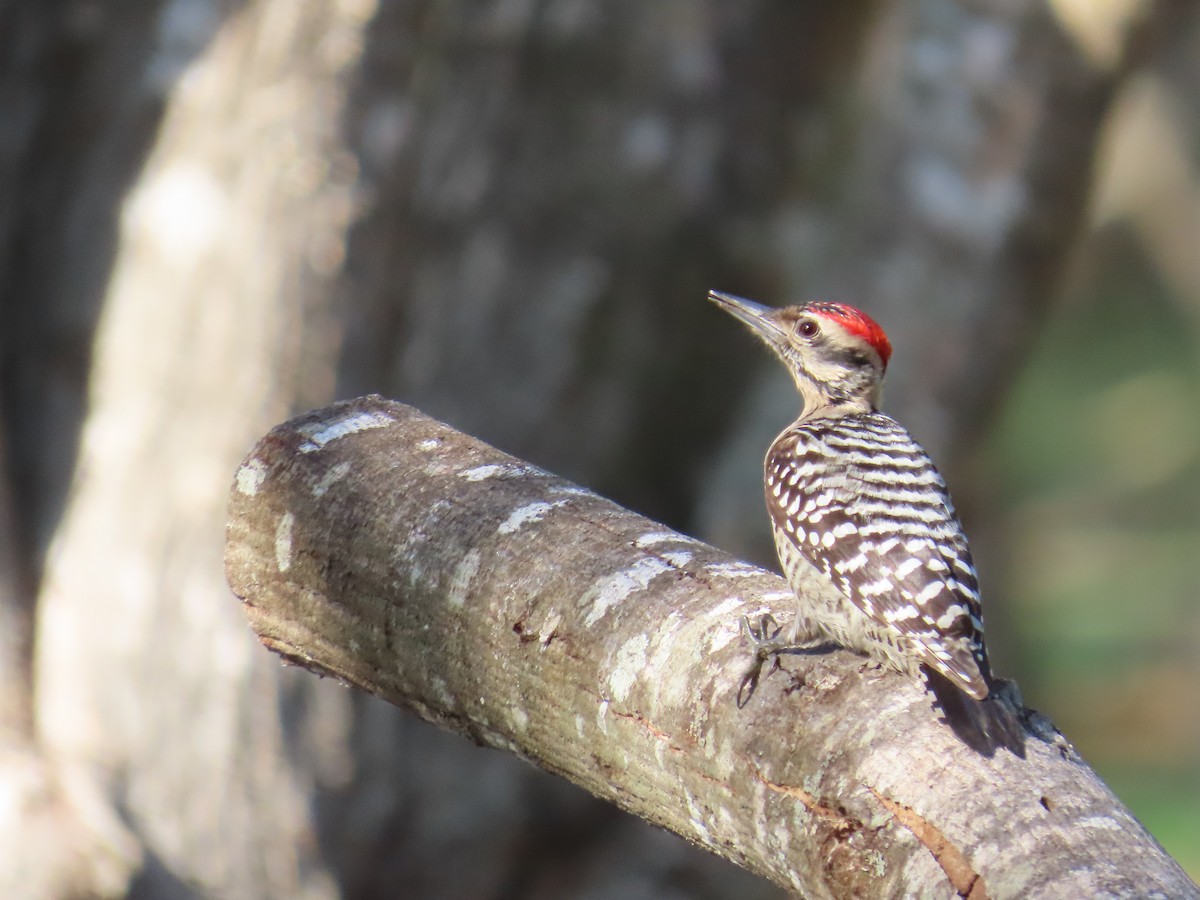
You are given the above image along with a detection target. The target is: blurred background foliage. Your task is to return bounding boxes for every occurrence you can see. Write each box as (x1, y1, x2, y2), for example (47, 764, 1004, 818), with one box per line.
(0, 1, 1197, 896)
(987, 74, 1200, 874)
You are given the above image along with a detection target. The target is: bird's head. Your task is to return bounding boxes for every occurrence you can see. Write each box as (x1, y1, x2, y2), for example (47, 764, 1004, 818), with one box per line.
(710, 290, 892, 417)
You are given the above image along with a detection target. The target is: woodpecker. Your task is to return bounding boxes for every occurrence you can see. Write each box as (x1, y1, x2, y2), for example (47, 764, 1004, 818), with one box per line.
(711, 289, 1024, 757)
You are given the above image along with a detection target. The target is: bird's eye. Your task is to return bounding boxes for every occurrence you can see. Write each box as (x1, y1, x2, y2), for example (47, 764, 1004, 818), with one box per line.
(798, 319, 819, 338)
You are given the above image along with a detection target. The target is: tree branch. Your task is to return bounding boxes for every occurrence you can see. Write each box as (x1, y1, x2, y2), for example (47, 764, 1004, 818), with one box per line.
(225, 395, 1198, 899)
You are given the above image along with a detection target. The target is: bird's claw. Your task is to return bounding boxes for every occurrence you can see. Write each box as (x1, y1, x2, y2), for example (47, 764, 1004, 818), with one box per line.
(740, 613, 792, 658)
(736, 614, 784, 706)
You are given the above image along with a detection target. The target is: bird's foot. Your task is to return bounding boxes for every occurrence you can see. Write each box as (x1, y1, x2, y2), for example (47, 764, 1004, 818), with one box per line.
(741, 613, 785, 655)
(737, 614, 813, 706)
(736, 614, 834, 706)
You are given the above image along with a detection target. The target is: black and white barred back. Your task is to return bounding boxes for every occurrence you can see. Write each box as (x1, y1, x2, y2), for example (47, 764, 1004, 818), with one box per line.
(765, 411, 993, 700)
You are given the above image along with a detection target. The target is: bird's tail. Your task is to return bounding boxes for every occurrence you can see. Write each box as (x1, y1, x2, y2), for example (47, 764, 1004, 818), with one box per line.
(924, 667, 1026, 758)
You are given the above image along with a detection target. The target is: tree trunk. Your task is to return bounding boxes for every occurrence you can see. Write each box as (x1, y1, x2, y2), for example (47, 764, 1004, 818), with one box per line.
(26, 3, 367, 896)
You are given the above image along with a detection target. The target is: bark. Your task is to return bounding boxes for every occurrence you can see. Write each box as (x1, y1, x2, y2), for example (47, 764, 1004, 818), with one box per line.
(226, 395, 1199, 900)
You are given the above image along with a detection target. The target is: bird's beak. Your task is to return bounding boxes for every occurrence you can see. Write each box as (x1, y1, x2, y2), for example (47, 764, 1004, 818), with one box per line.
(708, 290, 789, 354)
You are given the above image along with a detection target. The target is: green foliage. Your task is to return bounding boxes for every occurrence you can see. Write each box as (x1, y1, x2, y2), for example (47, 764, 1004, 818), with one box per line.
(990, 231, 1200, 878)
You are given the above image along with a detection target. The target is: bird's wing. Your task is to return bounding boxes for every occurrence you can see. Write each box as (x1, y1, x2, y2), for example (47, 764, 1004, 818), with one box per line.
(766, 414, 990, 699)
